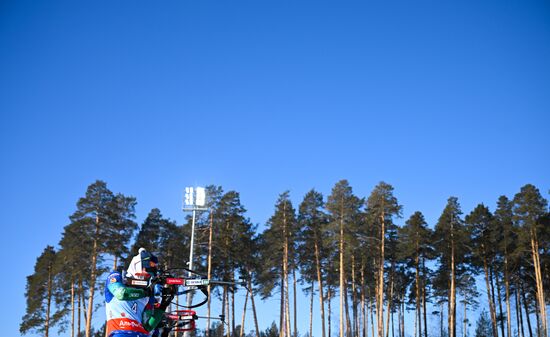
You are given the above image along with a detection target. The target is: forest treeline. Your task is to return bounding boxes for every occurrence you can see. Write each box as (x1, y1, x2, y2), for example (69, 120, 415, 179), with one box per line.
(21, 180, 549, 337)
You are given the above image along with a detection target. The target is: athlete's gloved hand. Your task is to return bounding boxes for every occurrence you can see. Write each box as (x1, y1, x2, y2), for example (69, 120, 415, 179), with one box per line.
(146, 279, 163, 297)
(159, 287, 174, 311)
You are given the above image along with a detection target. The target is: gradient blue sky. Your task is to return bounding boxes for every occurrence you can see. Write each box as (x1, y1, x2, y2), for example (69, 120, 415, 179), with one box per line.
(1, 1, 549, 336)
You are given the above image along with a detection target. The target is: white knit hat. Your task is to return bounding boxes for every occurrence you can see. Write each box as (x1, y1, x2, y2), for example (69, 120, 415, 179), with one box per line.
(126, 247, 147, 278)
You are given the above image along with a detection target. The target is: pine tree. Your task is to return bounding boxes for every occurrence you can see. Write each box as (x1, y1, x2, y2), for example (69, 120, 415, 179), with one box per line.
(106, 191, 138, 269)
(457, 273, 480, 337)
(21, 246, 63, 337)
(261, 322, 280, 337)
(391, 263, 411, 337)
(326, 180, 363, 337)
(131, 208, 165, 254)
(358, 203, 379, 337)
(68, 180, 137, 337)
(398, 211, 433, 337)
(158, 217, 187, 269)
(240, 232, 261, 337)
(493, 196, 516, 337)
(512, 184, 548, 337)
(538, 200, 549, 320)
(433, 197, 469, 337)
(210, 190, 255, 337)
(364, 182, 402, 337)
(259, 191, 298, 337)
(58, 220, 93, 337)
(382, 205, 401, 337)
(297, 189, 329, 337)
(475, 310, 493, 337)
(204, 185, 226, 337)
(466, 203, 498, 337)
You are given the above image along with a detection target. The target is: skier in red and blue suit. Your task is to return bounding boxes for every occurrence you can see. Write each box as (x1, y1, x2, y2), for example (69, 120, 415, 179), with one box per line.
(105, 248, 167, 337)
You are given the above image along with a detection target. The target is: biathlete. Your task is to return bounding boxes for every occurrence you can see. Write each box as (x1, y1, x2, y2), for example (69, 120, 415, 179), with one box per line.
(105, 248, 171, 337)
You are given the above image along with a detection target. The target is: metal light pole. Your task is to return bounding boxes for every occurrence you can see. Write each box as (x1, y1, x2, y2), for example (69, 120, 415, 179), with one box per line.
(183, 186, 207, 336)
(184, 187, 207, 269)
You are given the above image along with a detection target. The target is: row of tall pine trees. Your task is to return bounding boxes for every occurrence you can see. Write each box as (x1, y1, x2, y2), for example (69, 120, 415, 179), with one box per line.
(21, 180, 549, 337)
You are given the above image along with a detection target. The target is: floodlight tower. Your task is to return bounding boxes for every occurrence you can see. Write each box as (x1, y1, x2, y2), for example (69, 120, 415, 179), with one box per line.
(183, 186, 208, 330)
(183, 186, 207, 275)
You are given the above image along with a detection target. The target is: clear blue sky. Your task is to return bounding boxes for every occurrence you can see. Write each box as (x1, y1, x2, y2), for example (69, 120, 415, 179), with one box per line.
(1, 1, 549, 336)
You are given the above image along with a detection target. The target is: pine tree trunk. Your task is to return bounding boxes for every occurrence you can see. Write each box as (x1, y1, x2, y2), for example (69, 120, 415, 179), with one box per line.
(367, 294, 371, 337)
(71, 280, 75, 337)
(504, 253, 512, 337)
(286, 285, 292, 337)
(351, 255, 359, 337)
(385, 272, 393, 337)
(78, 276, 83, 337)
(282, 202, 290, 337)
(361, 267, 366, 337)
(533, 296, 541, 337)
(345, 279, 352, 337)
(448, 270, 451, 337)
(82, 285, 88, 323)
(421, 297, 427, 337)
(483, 253, 499, 337)
(450, 229, 456, 337)
(516, 286, 525, 337)
(206, 210, 214, 337)
(521, 282, 534, 337)
(45, 262, 52, 337)
(376, 275, 380, 337)
(314, 240, 327, 337)
(496, 273, 505, 337)
(391, 311, 395, 337)
(463, 301, 467, 337)
(293, 268, 298, 337)
(418, 285, 423, 337)
(86, 215, 100, 337)
(328, 286, 332, 337)
(310, 281, 314, 337)
(221, 286, 227, 337)
(232, 287, 236, 337)
(226, 288, 231, 337)
(378, 212, 385, 337)
(422, 260, 428, 337)
(530, 229, 547, 337)
(414, 299, 417, 337)
(248, 279, 261, 337)
(285, 275, 291, 337)
(491, 268, 497, 326)
(240, 290, 249, 337)
(281, 273, 285, 337)
(415, 252, 421, 337)
(401, 297, 405, 337)
(402, 300, 405, 337)
(222, 287, 227, 337)
(340, 203, 346, 337)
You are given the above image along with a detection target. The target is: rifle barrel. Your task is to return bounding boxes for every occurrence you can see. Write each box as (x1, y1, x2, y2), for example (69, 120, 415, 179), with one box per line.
(209, 280, 245, 286)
